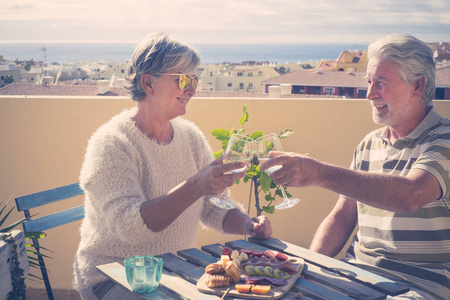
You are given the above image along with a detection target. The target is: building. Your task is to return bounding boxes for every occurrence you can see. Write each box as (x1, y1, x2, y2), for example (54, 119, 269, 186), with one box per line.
(77, 61, 127, 81)
(436, 66, 450, 100)
(335, 50, 368, 72)
(0, 80, 128, 96)
(20, 66, 42, 84)
(0, 63, 20, 88)
(262, 66, 450, 100)
(262, 69, 368, 98)
(199, 63, 280, 93)
(317, 50, 368, 73)
(428, 42, 450, 62)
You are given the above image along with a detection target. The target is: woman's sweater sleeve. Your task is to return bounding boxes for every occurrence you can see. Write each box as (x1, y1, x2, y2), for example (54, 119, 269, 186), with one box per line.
(79, 131, 153, 243)
(193, 129, 240, 233)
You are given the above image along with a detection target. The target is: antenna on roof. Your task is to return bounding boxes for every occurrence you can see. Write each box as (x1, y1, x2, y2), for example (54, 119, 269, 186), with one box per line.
(40, 46, 47, 76)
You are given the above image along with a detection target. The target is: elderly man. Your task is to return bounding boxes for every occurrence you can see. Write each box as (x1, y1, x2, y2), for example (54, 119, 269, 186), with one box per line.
(261, 34, 450, 299)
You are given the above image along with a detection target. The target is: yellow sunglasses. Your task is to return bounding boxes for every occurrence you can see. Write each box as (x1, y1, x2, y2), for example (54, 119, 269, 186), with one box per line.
(157, 73, 199, 90)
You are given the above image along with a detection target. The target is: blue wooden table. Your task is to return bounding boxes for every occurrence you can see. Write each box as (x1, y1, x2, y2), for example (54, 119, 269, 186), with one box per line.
(96, 237, 409, 299)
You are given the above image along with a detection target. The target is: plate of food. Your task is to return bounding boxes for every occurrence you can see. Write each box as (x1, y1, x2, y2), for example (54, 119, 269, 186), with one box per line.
(196, 248, 304, 299)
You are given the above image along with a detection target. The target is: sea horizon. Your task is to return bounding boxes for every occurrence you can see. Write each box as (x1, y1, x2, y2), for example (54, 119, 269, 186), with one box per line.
(0, 42, 368, 65)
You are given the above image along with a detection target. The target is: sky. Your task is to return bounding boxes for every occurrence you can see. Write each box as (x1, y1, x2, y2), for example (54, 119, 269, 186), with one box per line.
(1, 0, 449, 45)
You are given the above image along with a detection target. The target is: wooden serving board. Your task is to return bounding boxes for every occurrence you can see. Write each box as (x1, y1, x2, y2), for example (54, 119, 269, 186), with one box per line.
(197, 256, 304, 299)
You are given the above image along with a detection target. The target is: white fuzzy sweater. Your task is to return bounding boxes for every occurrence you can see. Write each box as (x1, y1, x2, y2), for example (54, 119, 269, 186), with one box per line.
(73, 108, 230, 292)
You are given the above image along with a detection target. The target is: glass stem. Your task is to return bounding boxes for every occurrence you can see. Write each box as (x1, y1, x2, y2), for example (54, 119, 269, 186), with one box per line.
(280, 186, 289, 200)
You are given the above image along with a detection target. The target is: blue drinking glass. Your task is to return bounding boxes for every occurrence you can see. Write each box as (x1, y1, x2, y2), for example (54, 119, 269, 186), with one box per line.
(124, 255, 163, 293)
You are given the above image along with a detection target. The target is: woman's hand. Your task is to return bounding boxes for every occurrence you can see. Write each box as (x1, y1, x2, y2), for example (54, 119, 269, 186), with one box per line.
(247, 215, 272, 239)
(223, 210, 273, 239)
(192, 156, 247, 196)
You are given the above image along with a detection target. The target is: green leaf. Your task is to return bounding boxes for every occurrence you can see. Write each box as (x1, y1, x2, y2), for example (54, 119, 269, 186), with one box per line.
(213, 150, 223, 159)
(279, 129, 294, 139)
(28, 261, 42, 269)
(211, 129, 230, 141)
(25, 242, 52, 254)
(240, 112, 249, 125)
(0, 197, 11, 217)
(0, 213, 27, 233)
(246, 165, 259, 178)
(0, 206, 15, 230)
(26, 250, 53, 259)
(221, 140, 229, 150)
(265, 194, 273, 201)
(240, 104, 249, 125)
(263, 205, 275, 214)
(236, 128, 246, 135)
(27, 256, 43, 263)
(25, 231, 47, 239)
(275, 189, 283, 197)
(260, 171, 272, 193)
(250, 131, 263, 140)
(26, 273, 43, 280)
(27, 250, 53, 258)
(270, 181, 277, 189)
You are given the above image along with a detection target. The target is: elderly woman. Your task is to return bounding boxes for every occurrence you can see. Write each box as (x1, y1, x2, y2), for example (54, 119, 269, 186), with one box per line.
(73, 32, 272, 300)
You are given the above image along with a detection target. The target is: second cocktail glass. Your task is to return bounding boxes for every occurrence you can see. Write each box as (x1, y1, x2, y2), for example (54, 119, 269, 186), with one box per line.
(255, 133, 300, 210)
(209, 134, 253, 209)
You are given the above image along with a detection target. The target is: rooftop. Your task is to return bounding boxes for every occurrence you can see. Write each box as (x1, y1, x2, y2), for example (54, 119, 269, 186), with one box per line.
(1, 67, 449, 97)
(263, 69, 368, 88)
(0, 82, 127, 96)
(436, 66, 450, 86)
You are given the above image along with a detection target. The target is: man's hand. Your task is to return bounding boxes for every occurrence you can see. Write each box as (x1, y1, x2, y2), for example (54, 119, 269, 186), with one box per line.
(260, 151, 319, 188)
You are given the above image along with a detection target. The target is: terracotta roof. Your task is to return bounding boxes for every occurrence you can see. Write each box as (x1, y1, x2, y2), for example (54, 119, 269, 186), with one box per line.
(195, 90, 267, 97)
(194, 90, 344, 98)
(317, 60, 336, 71)
(262, 70, 368, 88)
(0, 82, 345, 99)
(0, 82, 128, 96)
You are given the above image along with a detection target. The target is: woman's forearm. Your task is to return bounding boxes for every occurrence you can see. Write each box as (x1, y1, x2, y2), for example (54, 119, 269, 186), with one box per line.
(140, 177, 203, 232)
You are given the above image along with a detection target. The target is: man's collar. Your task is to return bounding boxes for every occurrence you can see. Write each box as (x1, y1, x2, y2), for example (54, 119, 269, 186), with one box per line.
(405, 106, 441, 139)
(380, 106, 442, 141)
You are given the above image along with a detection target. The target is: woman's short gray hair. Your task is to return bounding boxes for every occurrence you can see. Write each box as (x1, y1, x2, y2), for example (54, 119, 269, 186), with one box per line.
(124, 32, 201, 101)
(368, 34, 435, 104)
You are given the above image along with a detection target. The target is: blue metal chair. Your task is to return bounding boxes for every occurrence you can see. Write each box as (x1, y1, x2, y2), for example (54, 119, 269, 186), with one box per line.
(15, 183, 84, 300)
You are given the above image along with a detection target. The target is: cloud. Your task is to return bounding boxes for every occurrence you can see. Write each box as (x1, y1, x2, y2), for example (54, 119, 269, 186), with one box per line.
(1, 0, 449, 43)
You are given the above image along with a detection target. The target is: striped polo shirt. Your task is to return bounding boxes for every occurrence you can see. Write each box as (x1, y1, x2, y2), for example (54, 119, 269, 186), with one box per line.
(344, 107, 450, 299)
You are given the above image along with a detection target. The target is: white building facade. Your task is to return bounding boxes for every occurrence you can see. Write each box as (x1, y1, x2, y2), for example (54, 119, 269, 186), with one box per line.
(199, 64, 280, 93)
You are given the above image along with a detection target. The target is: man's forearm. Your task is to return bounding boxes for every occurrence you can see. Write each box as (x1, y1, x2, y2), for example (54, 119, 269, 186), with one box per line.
(317, 163, 439, 213)
(310, 216, 354, 257)
(309, 197, 358, 257)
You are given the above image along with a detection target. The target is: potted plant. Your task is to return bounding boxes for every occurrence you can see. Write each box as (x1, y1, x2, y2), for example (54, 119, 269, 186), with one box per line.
(0, 197, 48, 300)
(0, 197, 28, 299)
(211, 105, 294, 216)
